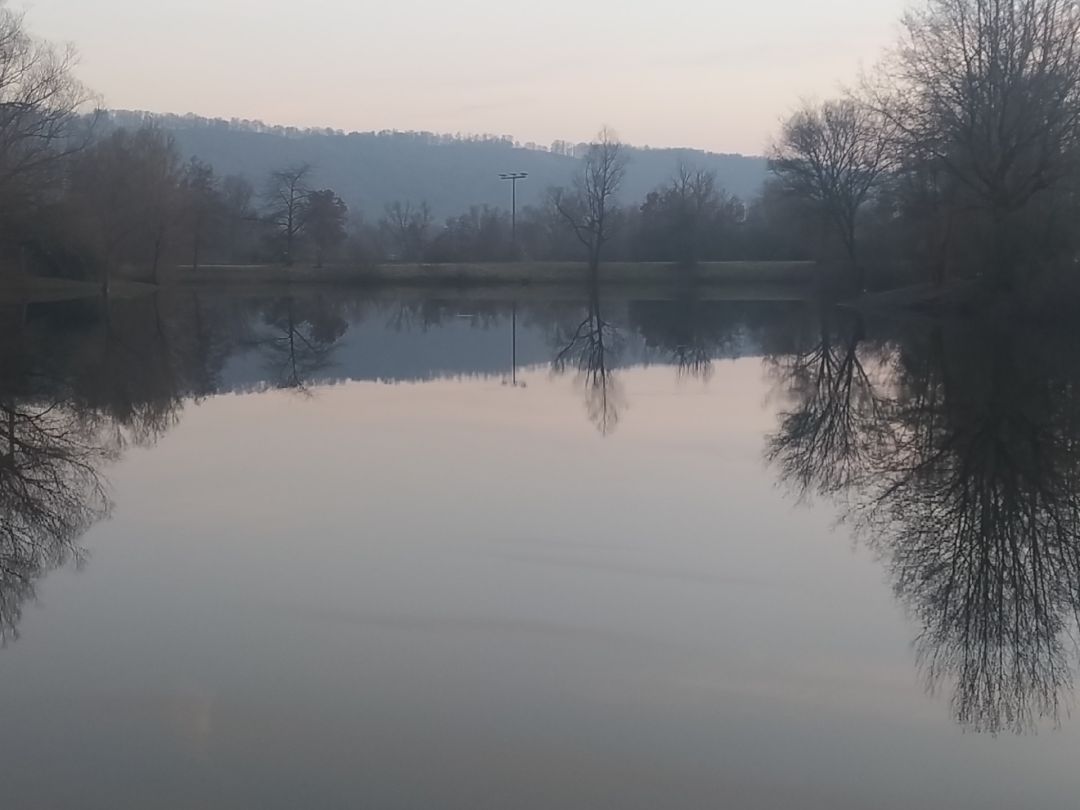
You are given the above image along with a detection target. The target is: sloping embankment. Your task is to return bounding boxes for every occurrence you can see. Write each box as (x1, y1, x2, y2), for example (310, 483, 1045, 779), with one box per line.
(158, 261, 819, 287)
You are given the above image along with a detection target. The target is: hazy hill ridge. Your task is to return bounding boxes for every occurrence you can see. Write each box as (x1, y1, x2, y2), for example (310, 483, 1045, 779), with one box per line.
(105, 111, 768, 219)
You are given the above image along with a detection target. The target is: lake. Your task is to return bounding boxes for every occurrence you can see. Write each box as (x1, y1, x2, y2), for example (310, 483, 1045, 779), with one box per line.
(2, 287, 1080, 809)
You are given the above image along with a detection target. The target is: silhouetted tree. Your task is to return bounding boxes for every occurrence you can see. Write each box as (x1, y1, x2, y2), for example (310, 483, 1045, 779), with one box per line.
(221, 174, 257, 262)
(637, 165, 741, 265)
(0, 2, 94, 226)
(552, 127, 628, 277)
(180, 158, 220, 271)
(869, 0, 1080, 282)
(66, 126, 183, 290)
(427, 205, 513, 263)
(263, 163, 313, 265)
(552, 278, 624, 435)
(771, 100, 893, 284)
(379, 200, 433, 262)
(302, 189, 348, 268)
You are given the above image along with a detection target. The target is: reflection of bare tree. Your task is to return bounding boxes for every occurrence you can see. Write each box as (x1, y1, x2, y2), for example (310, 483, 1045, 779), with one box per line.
(630, 298, 726, 382)
(768, 320, 1080, 733)
(672, 341, 715, 382)
(383, 299, 503, 333)
(0, 293, 233, 644)
(68, 296, 195, 449)
(767, 309, 884, 497)
(252, 297, 347, 392)
(864, 430, 1080, 733)
(630, 299, 813, 383)
(552, 281, 624, 436)
(0, 400, 113, 644)
(862, 330, 1080, 733)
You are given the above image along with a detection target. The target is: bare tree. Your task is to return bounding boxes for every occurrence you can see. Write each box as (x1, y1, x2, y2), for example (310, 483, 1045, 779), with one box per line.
(874, 0, 1080, 217)
(638, 164, 739, 264)
(221, 174, 256, 262)
(67, 126, 182, 291)
(263, 163, 313, 265)
(143, 131, 182, 283)
(180, 158, 219, 272)
(770, 99, 894, 283)
(0, 2, 96, 216)
(552, 278, 625, 435)
(303, 189, 348, 268)
(378, 200, 432, 262)
(552, 126, 628, 277)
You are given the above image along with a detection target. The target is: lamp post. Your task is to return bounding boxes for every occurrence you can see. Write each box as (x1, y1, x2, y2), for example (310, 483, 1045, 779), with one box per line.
(499, 172, 528, 253)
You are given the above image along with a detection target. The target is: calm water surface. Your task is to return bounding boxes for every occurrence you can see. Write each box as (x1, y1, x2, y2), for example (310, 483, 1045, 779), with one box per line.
(2, 289, 1080, 808)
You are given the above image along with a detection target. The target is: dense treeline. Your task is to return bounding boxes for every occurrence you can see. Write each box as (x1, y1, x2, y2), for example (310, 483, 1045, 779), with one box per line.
(108, 110, 770, 218)
(770, 0, 1080, 294)
(0, 1, 794, 289)
(5, 0, 1080, 299)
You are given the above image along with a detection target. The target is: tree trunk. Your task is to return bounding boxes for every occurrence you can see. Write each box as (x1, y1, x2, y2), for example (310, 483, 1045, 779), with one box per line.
(991, 206, 1014, 290)
(843, 225, 863, 291)
(152, 226, 166, 285)
(101, 254, 112, 298)
(285, 205, 296, 266)
(588, 241, 601, 281)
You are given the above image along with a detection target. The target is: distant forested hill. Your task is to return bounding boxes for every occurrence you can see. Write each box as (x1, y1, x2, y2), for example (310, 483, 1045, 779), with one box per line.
(105, 111, 769, 220)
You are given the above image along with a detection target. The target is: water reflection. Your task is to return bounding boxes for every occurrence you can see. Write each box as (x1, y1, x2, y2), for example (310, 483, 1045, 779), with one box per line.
(5, 289, 1080, 736)
(0, 399, 112, 643)
(248, 296, 348, 392)
(769, 317, 1080, 733)
(766, 307, 882, 497)
(552, 279, 625, 435)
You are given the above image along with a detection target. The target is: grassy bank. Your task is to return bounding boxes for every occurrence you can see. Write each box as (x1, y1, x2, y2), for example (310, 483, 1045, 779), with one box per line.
(848, 278, 1080, 318)
(2, 261, 821, 305)
(0, 274, 155, 305)
(158, 260, 820, 288)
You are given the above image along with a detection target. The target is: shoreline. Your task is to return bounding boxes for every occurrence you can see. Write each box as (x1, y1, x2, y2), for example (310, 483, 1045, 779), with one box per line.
(2, 261, 821, 304)
(157, 260, 821, 287)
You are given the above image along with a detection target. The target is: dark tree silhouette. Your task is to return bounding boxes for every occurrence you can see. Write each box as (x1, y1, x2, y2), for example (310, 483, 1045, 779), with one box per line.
(251, 296, 347, 392)
(302, 189, 348, 268)
(66, 126, 183, 290)
(552, 278, 624, 435)
(263, 163, 313, 266)
(0, 400, 112, 644)
(870, 0, 1080, 279)
(180, 158, 220, 272)
(770, 100, 893, 284)
(769, 318, 1080, 733)
(378, 200, 433, 262)
(0, 3, 95, 220)
(766, 308, 885, 496)
(552, 127, 628, 277)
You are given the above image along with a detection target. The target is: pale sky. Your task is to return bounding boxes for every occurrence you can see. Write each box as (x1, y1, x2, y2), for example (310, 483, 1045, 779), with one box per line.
(24, 0, 908, 154)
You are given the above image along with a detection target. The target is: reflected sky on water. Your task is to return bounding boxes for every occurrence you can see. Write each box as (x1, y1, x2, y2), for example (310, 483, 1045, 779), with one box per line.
(2, 289, 1080, 808)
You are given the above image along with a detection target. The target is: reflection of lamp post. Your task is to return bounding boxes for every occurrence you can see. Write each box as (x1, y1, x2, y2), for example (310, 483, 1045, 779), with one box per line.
(498, 172, 528, 252)
(502, 301, 527, 388)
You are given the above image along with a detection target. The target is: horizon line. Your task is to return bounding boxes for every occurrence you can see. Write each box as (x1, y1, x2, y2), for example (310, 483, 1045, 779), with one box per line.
(101, 107, 767, 160)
